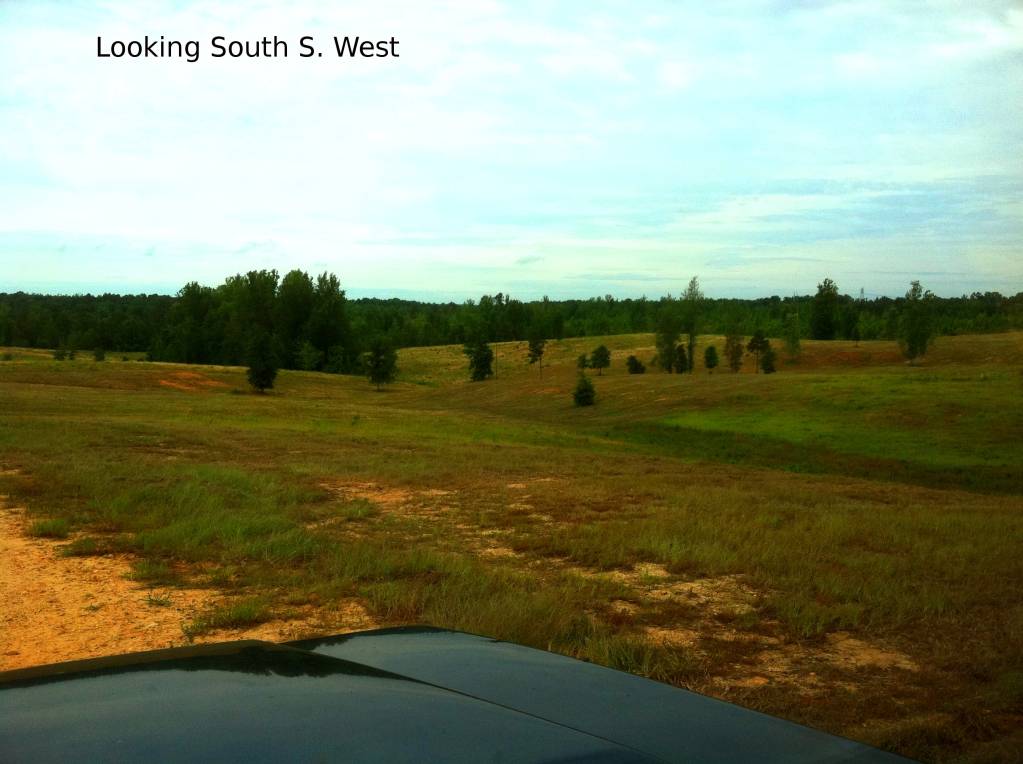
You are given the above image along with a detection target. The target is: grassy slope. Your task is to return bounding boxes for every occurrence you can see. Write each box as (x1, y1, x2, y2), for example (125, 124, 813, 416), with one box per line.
(1, 332, 1021, 761)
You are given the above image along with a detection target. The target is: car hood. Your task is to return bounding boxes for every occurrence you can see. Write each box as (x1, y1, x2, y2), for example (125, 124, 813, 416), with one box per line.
(0, 626, 910, 763)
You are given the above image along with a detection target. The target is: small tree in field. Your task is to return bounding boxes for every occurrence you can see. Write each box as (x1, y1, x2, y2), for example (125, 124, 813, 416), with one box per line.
(783, 311, 801, 359)
(654, 311, 680, 373)
(363, 339, 397, 391)
(576, 353, 589, 370)
(681, 276, 703, 372)
(899, 280, 935, 364)
(463, 340, 494, 381)
(704, 345, 718, 373)
(93, 348, 106, 362)
(246, 331, 279, 393)
(724, 331, 744, 373)
(761, 344, 777, 374)
(53, 347, 66, 361)
(527, 329, 546, 377)
(626, 355, 645, 374)
(673, 344, 688, 374)
(590, 345, 611, 375)
(573, 373, 595, 406)
(746, 330, 769, 373)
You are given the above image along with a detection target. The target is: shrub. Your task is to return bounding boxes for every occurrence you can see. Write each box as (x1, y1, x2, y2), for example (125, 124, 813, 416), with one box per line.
(576, 354, 589, 369)
(704, 345, 719, 373)
(28, 518, 70, 539)
(52, 348, 67, 361)
(761, 345, 777, 374)
(463, 340, 494, 381)
(93, 348, 106, 362)
(363, 339, 398, 390)
(673, 344, 688, 374)
(246, 332, 279, 392)
(573, 373, 595, 406)
(296, 341, 323, 371)
(626, 355, 646, 374)
(1, 352, 12, 361)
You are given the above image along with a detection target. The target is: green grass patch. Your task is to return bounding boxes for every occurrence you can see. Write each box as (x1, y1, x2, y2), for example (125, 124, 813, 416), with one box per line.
(183, 597, 271, 638)
(128, 559, 180, 585)
(27, 518, 69, 539)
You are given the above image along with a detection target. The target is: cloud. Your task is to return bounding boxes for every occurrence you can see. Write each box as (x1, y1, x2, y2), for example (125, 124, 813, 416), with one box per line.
(0, 0, 1020, 298)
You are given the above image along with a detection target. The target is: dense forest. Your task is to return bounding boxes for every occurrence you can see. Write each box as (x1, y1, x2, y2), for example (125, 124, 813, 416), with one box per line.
(1, 269, 1020, 372)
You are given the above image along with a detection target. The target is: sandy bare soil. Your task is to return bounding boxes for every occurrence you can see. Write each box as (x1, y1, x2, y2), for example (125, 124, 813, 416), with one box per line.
(0, 504, 374, 672)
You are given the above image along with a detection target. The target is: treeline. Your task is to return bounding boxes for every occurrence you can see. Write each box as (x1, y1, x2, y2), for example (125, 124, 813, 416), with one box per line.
(1, 270, 1021, 369)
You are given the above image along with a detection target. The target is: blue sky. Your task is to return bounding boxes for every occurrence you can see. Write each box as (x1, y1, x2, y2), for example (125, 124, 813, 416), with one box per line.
(1, 1, 1021, 300)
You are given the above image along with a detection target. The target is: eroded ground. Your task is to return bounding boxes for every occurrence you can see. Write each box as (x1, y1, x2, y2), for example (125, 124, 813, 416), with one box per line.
(0, 501, 375, 671)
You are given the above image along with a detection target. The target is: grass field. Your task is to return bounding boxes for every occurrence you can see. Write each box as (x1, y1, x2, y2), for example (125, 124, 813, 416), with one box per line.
(1, 333, 1021, 761)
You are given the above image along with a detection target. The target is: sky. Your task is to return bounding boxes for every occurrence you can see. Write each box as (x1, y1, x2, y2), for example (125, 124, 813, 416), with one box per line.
(1, 0, 1021, 301)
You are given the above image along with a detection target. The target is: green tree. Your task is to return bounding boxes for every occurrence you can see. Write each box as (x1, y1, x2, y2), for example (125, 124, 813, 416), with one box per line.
(276, 269, 315, 363)
(654, 309, 680, 373)
(783, 311, 801, 359)
(246, 331, 279, 392)
(680, 276, 703, 372)
(626, 355, 645, 374)
(576, 353, 589, 370)
(93, 348, 106, 362)
(899, 280, 935, 363)
(526, 328, 546, 377)
(746, 330, 769, 373)
(704, 345, 718, 373)
(673, 344, 688, 374)
(724, 330, 744, 373)
(590, 344, 611, 375)
(308, 273, 351, 372)
(761, 344, 777, 374)
(573, 373, 595, 406)
(463, 340, 494, 381)
(52, 347, 66, 361)
(810, 278, 840, 340)
(296, 340, 323, 371)
(363, 339, 397, 390)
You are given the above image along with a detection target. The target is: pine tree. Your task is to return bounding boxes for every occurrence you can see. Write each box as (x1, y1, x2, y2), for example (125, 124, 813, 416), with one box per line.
(783, 311, 801, 359)
(527, 329, 546, 377)
(704, 345, 718, 373)
(899, 281, 935, 363)
(590, 345, 611, 375)
(573, 373, 595, 406)
(654, 309, 680, 373)
(681, 276, 703, 372)
(246, 331, 279, 392)
(724, 330, 744, 373)
(363, 339, 397, 390)
(746, 330, 769, 373)
(810, 278, 840, 340)
(463, 340, 494, 381)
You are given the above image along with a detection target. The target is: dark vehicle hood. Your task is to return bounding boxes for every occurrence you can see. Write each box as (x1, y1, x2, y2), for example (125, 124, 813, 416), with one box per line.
(0, 626, 910, 763)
